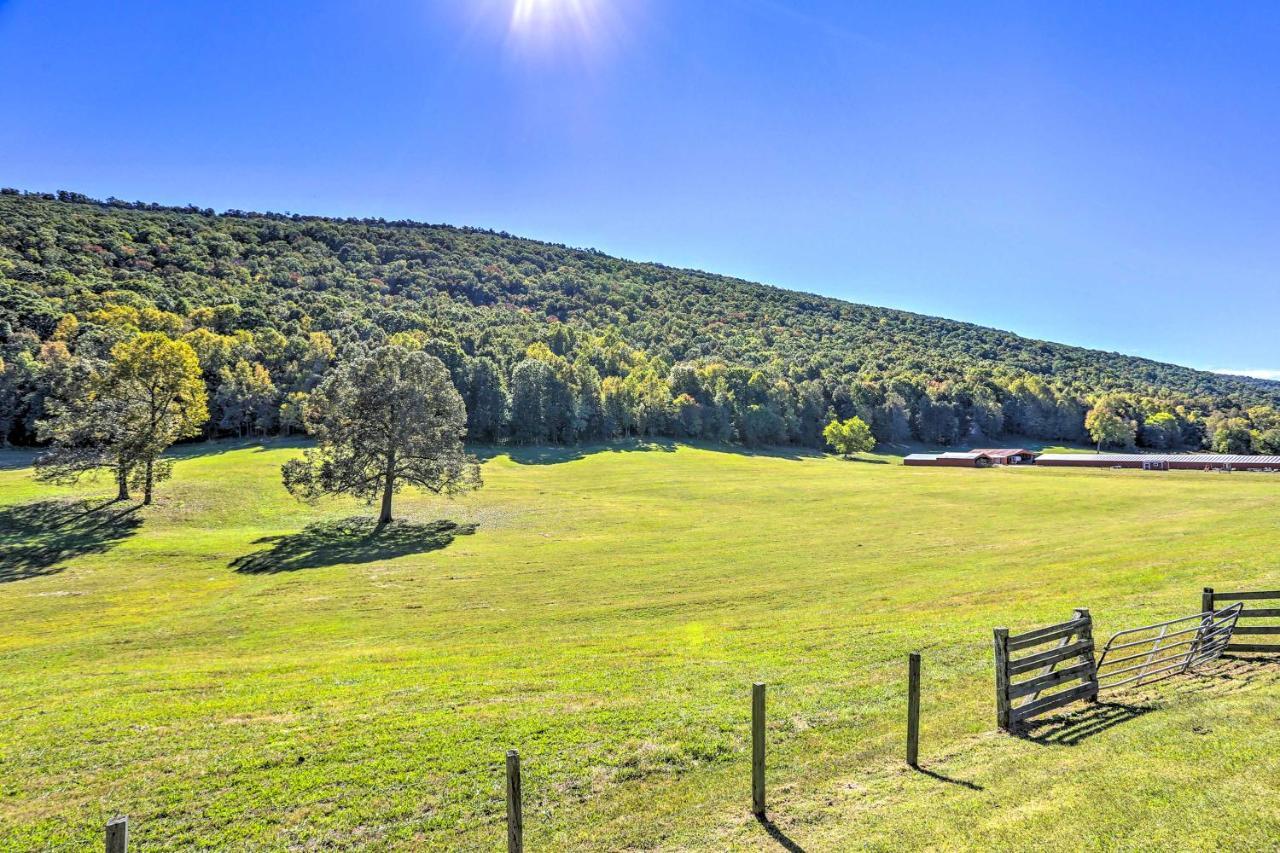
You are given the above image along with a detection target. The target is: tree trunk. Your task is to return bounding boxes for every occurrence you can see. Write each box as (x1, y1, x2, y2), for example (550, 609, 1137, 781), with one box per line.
(377, 455, 395, 527)
(143, 458, 154, 505)
(116, 464, 131, 501)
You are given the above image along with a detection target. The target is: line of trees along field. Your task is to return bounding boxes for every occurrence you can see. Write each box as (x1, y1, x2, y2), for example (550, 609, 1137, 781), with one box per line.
(2, 190, 1280, 459)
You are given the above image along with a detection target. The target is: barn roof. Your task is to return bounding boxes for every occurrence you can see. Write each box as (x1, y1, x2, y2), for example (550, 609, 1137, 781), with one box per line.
(1037, 453, 1280, 465)
(971, 448, 1039, 459)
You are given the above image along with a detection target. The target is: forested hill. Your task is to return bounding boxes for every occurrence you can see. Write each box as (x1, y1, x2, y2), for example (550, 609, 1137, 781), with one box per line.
(2, 189, 1278, 453)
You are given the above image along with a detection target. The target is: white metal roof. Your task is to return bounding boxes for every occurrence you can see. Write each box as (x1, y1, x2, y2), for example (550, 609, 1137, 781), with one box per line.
(1037, 453, 1280, 465)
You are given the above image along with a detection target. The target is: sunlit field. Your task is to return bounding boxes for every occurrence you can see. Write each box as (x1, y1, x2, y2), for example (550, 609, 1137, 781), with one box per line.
(3, 440, 1279, 850)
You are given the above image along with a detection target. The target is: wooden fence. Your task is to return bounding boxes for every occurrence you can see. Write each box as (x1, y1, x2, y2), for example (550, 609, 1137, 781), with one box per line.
(993, 608, 1098, 731)
(1202, 588, 1280, 655)
(95, 590, 1274, 848)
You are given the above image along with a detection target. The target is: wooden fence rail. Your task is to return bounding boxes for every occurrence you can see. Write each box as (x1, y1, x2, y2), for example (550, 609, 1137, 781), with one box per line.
(994, 608, 1098, 731)
(1203, 588, 1280, 654)
(96, 588, 1273, 847)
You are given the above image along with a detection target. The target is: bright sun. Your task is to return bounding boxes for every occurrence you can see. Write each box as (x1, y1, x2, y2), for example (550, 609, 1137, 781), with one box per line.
(509, 0, 603, 39)
(502, 0, 630, 64)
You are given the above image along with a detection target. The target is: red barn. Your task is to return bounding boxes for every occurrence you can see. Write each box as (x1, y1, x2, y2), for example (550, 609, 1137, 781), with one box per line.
(903, 449, 1040, 468)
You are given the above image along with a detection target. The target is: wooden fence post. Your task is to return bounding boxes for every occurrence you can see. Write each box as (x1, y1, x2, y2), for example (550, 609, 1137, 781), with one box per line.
(1202, 587, 1215, 615)
(752, 682, 766, 817)
(906, 652, 921, 767)
(993, 628, 1011, 730)
(506, 750, 523, 853)
(105, 816, 128, 853)
(1073, 608, 1099, 701)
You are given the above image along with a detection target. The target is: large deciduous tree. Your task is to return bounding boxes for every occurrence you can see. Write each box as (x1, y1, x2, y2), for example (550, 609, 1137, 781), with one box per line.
(823, 415, 876, 458)
(1084, 396, 1137, 453)
(282, 345, 481, 526)
(36, 333, 207, 503)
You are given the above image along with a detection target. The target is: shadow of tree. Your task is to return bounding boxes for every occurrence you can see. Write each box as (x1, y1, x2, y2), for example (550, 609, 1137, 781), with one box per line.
(1017, 700, 1155, 746)
(471, 438, 826, 466)
(0, 449, 42, 471)
(0, 499, 143, 583)
(229, 517, 476, 574)
(472, 439, 680, 466)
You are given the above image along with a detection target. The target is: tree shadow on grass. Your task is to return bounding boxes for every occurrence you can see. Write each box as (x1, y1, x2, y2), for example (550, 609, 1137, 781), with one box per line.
(229, 517, 476, 574)
(472, 439, 680, 466)
(0, 449, 42, 471)
(1016, 700, 1155, 746)
(0, 499, 143, 583)
(471, 438, 826, 466)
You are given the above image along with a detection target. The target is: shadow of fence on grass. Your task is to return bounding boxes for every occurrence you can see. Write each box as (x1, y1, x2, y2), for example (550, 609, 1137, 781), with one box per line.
(911, 765, 984, 791)
(0, 499, 143, 583)
(1016, 700, 1155, 747)
(229, 517, 476, 574)
(756, 814, 807, 852)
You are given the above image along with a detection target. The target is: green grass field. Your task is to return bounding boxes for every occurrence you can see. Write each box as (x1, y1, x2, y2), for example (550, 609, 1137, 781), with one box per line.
(3, 440, 1280, 851)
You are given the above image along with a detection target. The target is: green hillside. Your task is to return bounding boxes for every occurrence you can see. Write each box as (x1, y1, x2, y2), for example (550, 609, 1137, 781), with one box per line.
(2, 441, 1279, 850)
(2, 190, 1278, 453)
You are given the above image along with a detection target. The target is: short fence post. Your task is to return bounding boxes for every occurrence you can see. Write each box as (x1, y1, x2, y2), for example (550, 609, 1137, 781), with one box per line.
(993, 628, 1011, 730)
(752, 682, 766, 817)
(1074, 608, 1099, 701)
(906, 652, 921, 767)
(1202, 587, 1215, 616)
(506, 750, 523, 853)
(106, 816, 128, 853)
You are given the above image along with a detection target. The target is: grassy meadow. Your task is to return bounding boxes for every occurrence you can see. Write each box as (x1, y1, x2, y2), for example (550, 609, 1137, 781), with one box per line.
(2, 440, 1280, 850)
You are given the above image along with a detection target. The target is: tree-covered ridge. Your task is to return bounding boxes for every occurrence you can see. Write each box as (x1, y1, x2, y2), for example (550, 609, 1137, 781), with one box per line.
(1, 189, 1278, 453)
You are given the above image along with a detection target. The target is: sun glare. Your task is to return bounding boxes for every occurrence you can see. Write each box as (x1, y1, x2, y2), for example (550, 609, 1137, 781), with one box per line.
(507, 0, 619, 59)
(510, 0, 589, 31)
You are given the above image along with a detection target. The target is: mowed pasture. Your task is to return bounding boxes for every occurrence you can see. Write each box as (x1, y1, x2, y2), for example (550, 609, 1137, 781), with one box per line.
(2, 440, 1280, 851)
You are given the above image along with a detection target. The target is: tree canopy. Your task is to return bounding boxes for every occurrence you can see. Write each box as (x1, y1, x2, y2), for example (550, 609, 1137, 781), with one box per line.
(36, 332, 206, 502)
(281, 345, 481, 525)
(823, 416, 875, 458)
(3, 190, 1279, 456)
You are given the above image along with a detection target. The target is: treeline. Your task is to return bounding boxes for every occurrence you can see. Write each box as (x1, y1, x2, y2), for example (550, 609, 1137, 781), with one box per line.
(2, 190, 1279, 454)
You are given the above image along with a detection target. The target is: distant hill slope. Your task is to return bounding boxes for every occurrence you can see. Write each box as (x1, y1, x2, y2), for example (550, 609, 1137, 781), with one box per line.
(1, 190, 1277, 450)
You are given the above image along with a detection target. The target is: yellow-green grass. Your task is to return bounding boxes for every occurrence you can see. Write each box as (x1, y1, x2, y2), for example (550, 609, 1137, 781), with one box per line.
(2, 440, 1279, 851)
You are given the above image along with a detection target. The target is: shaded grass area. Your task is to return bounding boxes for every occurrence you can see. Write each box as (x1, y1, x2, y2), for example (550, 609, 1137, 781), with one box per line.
(0, 439, 1279, 850)
(229, 517, 476, 574)
(0, 498, 142, 583)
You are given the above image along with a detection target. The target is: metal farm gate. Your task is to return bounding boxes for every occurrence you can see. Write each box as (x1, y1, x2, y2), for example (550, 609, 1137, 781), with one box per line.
(1095, 603, 1242, 693)
(994, 602, 1244, 731)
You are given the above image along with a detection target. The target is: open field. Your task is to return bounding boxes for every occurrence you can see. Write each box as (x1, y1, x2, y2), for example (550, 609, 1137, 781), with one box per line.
(3, 440, 1280, 850)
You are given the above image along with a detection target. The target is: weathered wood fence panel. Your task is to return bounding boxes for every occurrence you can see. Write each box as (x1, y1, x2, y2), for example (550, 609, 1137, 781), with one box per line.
(993, 608, 1098, 731)
(1203, 588, 1280, 654)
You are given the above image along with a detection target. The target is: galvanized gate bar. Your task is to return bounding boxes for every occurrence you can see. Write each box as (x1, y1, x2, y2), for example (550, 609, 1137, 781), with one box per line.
(1095, 603, 1242, 693)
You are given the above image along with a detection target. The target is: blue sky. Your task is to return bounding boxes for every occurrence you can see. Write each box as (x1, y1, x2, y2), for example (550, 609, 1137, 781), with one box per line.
(1, 1, 1277, 377)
